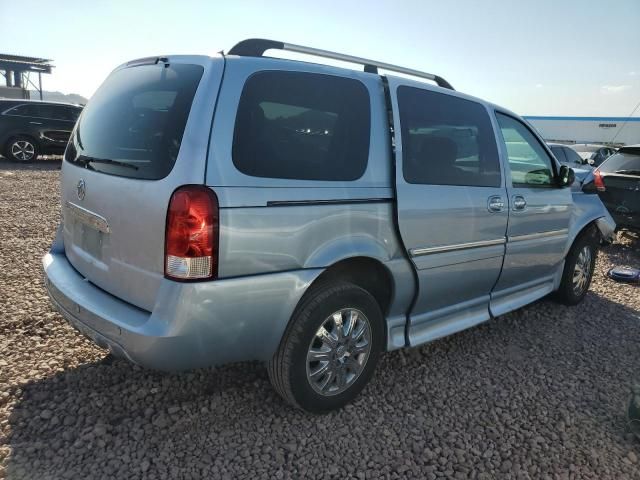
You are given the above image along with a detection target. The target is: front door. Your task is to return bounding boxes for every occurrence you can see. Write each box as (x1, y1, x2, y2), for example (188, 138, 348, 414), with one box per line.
(389, 81, 508, 346)
(490, 112, 573, 315)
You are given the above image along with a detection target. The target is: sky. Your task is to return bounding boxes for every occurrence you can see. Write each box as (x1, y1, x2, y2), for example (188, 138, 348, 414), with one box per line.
(1, 0, 639, 117)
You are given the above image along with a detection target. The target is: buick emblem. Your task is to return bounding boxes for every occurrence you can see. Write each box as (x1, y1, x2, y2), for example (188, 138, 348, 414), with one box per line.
(77, 179, 86, 201)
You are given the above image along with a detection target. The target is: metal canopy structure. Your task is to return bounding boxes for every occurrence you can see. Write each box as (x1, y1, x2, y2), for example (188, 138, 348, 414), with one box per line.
(0, 54, 54, 100)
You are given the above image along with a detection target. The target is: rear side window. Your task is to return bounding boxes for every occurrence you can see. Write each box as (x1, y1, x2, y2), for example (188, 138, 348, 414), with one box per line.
(51, 106, 80, 122)
(6, 104, 38, 117)
(397, 86, 501, 187)
(34, 105, 55, 119)
(599, 152, 640, 176)
(232, 71, 370, 181)
(65, 63, 203, 180)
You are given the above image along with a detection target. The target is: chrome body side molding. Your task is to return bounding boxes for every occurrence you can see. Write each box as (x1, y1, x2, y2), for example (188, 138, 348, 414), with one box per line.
(410, 238, 506, 257)
(507, 228, 568, 243)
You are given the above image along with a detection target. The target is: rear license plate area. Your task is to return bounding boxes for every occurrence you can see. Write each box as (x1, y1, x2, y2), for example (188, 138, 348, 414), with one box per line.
(73, 221, 104, 260)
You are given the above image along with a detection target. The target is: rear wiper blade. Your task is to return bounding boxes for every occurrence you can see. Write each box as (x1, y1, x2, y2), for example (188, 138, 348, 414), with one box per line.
(614, 169, 640, 176)
(77, 154, 139, 170)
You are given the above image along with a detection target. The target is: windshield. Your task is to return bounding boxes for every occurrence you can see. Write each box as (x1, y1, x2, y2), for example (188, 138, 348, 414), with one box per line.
(65, 62, 203, 180)
(599, 152, 640, 176)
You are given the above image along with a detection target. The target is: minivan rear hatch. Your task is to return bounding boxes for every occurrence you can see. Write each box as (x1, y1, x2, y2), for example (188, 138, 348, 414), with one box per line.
(61, 56, 222, 311)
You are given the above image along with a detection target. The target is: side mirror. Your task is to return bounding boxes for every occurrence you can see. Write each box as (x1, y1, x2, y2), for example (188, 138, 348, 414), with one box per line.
(558, 165, 575, 187)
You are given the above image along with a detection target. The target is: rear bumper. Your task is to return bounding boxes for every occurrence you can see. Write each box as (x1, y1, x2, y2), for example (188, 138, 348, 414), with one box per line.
(43, 233, 322, 371)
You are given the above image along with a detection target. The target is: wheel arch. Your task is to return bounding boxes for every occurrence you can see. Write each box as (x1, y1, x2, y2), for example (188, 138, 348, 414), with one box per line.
(308, 256, 394, 317)
(281, 255, 396, 356)
(565, 217, 612, 257)
(4, 132, 40, 147)
(565, 193, 617, 256)
(3, 133, 41, 159)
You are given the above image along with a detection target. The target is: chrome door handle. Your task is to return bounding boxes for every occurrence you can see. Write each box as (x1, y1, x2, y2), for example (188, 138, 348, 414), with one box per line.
(487, 196, 505, 212)
(29, 121, 43, 125)
(512, 195, 527, 211)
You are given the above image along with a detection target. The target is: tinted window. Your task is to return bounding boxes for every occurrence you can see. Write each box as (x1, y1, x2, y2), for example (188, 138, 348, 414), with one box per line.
(5, 104, 76, 120)
(6, 104, 38, 117)
(232, 71, 370, 181)
(563, 147, 583, 165)
(599, 152, 640, 176)
(496, 113, 555, 187)
(51, 106, 80, 122)
(33, 105, 55, 119)
(65, 63, 203, 180)
(550, 146, 566, 162)
(398, 87, 500, 187)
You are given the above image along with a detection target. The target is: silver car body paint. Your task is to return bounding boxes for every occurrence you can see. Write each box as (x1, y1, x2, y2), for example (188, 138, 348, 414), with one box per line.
(43, 52, 615, 371)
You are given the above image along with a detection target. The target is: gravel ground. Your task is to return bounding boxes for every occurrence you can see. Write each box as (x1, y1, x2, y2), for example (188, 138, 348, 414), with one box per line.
(1, 159, 639, 480)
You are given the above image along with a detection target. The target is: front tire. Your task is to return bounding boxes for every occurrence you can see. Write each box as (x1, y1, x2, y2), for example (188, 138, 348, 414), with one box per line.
(268, 282, 384, 413)
(4, 136, 39, 162)
(555, 228, 599, 305)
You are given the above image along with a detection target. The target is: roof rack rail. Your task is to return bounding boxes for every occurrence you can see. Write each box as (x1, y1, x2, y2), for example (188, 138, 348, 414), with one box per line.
(228, 38, 454, 91)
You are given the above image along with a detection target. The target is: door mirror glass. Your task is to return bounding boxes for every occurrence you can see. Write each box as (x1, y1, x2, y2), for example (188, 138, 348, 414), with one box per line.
(558, 165, 575, 186)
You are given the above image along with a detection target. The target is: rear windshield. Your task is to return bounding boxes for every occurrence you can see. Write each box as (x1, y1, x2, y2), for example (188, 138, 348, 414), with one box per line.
(65, 63, 203, 180)
(599, 152, 640, 176)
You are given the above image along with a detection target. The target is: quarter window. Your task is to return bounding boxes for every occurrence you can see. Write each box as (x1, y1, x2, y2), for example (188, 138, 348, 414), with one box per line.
(398, 86, 501, 187)
(496, 113, 555, 187)
(232, 71, 370, 181)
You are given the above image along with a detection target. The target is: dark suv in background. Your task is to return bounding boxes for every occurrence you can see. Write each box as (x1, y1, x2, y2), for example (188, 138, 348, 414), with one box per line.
(0, 99, 82, 162)
(584, 145, 640, 231)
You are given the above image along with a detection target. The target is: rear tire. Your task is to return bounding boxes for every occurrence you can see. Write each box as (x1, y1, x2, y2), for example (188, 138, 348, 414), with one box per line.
(4, 136, 39, 162)
(554, 228, 599, 305)
(268, 282, 384, 413)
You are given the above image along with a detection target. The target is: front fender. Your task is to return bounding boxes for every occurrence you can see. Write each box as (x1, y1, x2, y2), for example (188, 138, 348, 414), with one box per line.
(565, 192, 616, 254)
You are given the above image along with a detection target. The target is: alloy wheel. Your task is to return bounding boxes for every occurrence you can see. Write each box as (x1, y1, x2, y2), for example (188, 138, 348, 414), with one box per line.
(306, 308, 372, 396)
(572, 245, 592, 295)
(10, 140, 35, 161)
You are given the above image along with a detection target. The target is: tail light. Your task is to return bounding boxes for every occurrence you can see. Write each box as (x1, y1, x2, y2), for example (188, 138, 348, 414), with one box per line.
(165, 186, 219, 280)
(593, 170, 606, 192)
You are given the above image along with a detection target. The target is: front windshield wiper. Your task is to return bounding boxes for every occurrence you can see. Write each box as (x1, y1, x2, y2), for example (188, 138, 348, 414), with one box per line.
(77, 154, 139, 171)
(614, 169, 640, 176)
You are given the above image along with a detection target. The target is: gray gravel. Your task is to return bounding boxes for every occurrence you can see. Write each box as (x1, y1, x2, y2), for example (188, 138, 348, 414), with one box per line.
(1, 159, 640, 480)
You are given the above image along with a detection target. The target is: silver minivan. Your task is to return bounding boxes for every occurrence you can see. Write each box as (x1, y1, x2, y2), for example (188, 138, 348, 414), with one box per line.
(43, 39, 615, 413)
